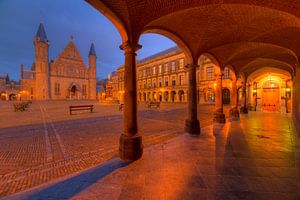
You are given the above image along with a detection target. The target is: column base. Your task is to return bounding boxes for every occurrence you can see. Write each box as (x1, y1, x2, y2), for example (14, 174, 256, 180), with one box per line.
(214, 112, 226, 123)
(240, 106, 248, 114)
(185, 119, 200, 135)
(119, 134, 143, 161)
(229, 107, 240, 118)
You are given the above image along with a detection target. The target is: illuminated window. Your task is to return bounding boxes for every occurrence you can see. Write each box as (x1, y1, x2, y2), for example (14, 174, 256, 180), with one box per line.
(171, 61, 176, 71)
(207, 89, 215, 102)
(171, 76, 176, 86)
(153, 79, 156, 88)
(165, 63, 169, 72)
(158, 78, 162, 87)
(223, 67, 230, 79)
(179, 75, 184, 85)
(206, 66, 214, 80)
(165, 77, 169, 86)
(179, 59, 184, 69)
(158, 65, 162, 74)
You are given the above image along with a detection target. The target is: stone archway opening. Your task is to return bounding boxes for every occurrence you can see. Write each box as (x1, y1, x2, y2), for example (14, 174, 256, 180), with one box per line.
(247, 68, 293, 113)
(1, 92, 7, 101)
(171, 91, 176, 102)
(9, 93, 17, 101)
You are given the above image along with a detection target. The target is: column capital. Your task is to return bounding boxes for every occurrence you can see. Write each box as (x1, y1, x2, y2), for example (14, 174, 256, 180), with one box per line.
(184, 64, 199, 69)
(119, 41, 142, 53)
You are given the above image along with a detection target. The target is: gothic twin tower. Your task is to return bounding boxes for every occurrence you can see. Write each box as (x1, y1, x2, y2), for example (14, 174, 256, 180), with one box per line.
(20, 21, 97, 100)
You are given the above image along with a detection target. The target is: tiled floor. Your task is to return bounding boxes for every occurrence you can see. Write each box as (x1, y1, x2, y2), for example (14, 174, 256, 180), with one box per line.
(4, 112, 300, 200)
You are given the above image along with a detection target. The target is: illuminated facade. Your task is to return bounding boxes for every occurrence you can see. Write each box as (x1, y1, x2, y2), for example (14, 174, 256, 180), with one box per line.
(0, 74, 20, 100)
(112, 46, 292, 113)
(20, 22, 97, 100)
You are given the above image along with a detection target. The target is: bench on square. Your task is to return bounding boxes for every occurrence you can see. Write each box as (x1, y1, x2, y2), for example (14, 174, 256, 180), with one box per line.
(69, 105, 93, 115)
(147, 101, 160, 109)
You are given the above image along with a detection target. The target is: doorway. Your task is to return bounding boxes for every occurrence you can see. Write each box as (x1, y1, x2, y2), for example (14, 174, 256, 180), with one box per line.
(262, 80, 280, 111)
(222, 88, 230, 104)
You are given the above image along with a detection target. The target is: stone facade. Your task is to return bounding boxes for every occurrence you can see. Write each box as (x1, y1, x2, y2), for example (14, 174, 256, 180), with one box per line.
(113, 47, 238, 105)
(0, 74, 20, 100)
(20, 22, 97, 100)
(112, 46, 293, 113)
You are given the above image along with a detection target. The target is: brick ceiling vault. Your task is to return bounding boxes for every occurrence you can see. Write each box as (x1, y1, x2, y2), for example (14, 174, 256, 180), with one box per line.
(85, 0, 300, 75)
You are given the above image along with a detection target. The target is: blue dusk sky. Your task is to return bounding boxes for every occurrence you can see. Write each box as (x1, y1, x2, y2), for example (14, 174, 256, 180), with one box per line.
(0, 0, 176, 81)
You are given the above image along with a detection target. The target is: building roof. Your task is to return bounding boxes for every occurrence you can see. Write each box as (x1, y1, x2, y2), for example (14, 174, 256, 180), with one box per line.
(35, 23, 48, 43)
(0, 74, 8, 79)
(89, 43, 96, 56)
(138, 46, 181, 64)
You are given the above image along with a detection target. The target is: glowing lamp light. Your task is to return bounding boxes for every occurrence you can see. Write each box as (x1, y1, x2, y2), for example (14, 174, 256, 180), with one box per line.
(286, 88, 291, 92)
(214, 83, 217, 87)
(253, 89, 257, 93)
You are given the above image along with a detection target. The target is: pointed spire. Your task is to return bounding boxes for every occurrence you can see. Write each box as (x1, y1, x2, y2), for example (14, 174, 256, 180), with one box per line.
(89, 43, 96, 57)
(35, 21, 48, 43)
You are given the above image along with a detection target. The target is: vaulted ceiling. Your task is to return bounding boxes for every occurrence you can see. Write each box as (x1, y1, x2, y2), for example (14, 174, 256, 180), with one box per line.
(86, 0, 300, 77)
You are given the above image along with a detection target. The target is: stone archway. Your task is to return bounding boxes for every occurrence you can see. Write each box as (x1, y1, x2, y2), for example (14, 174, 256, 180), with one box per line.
(9, 93, 17, 101)
(86, 0, 300, 160)
(0, 92, 7, 100)
(171, 91, 176, 102)
(68, 83, 81, 99)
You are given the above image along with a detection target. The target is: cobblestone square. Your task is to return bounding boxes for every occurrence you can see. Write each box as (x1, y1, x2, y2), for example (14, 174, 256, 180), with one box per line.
(0, 100, 216, 197)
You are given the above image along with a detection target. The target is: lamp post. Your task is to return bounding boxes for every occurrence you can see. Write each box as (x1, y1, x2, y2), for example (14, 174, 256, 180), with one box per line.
(286, 79, 291, 113)
(253, 82, 257, 111)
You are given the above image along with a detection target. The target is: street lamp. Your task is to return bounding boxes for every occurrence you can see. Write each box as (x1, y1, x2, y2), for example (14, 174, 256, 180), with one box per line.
(253, 82, 258, 111)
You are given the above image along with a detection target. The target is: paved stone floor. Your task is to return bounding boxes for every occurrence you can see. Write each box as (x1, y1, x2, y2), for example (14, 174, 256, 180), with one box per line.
(0, 100, 221, 198)
(3, 111, 300, 200)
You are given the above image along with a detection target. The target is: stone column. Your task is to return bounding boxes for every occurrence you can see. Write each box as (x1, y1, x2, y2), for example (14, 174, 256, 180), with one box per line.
(119, 41, 143, 160)
(185, 64, 200, 135)
(214, 73, 226, 123)
(230, 78, 239, 118)
(248, 83, 253, 106)
(240, 81, 248, 114)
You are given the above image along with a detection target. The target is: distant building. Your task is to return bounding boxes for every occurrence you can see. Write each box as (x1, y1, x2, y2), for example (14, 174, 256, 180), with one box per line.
(112, 46, 238, 104)
(20, 21, 97, 100)
(0, 74, 21, 100)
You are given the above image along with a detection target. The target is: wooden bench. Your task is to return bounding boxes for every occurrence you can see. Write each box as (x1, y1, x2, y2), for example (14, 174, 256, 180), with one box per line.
(69, 105, 93, 115)
(147, 101, 160, 109)
(119, 103, 124, 111)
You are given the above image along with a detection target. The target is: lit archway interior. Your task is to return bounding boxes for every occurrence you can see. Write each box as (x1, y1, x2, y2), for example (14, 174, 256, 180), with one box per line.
(247, 68, 292, 113)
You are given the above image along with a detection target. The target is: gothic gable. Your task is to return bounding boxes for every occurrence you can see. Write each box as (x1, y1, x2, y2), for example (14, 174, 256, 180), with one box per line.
(51, 39, 88, 78)
(56, 40, 85, 64)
